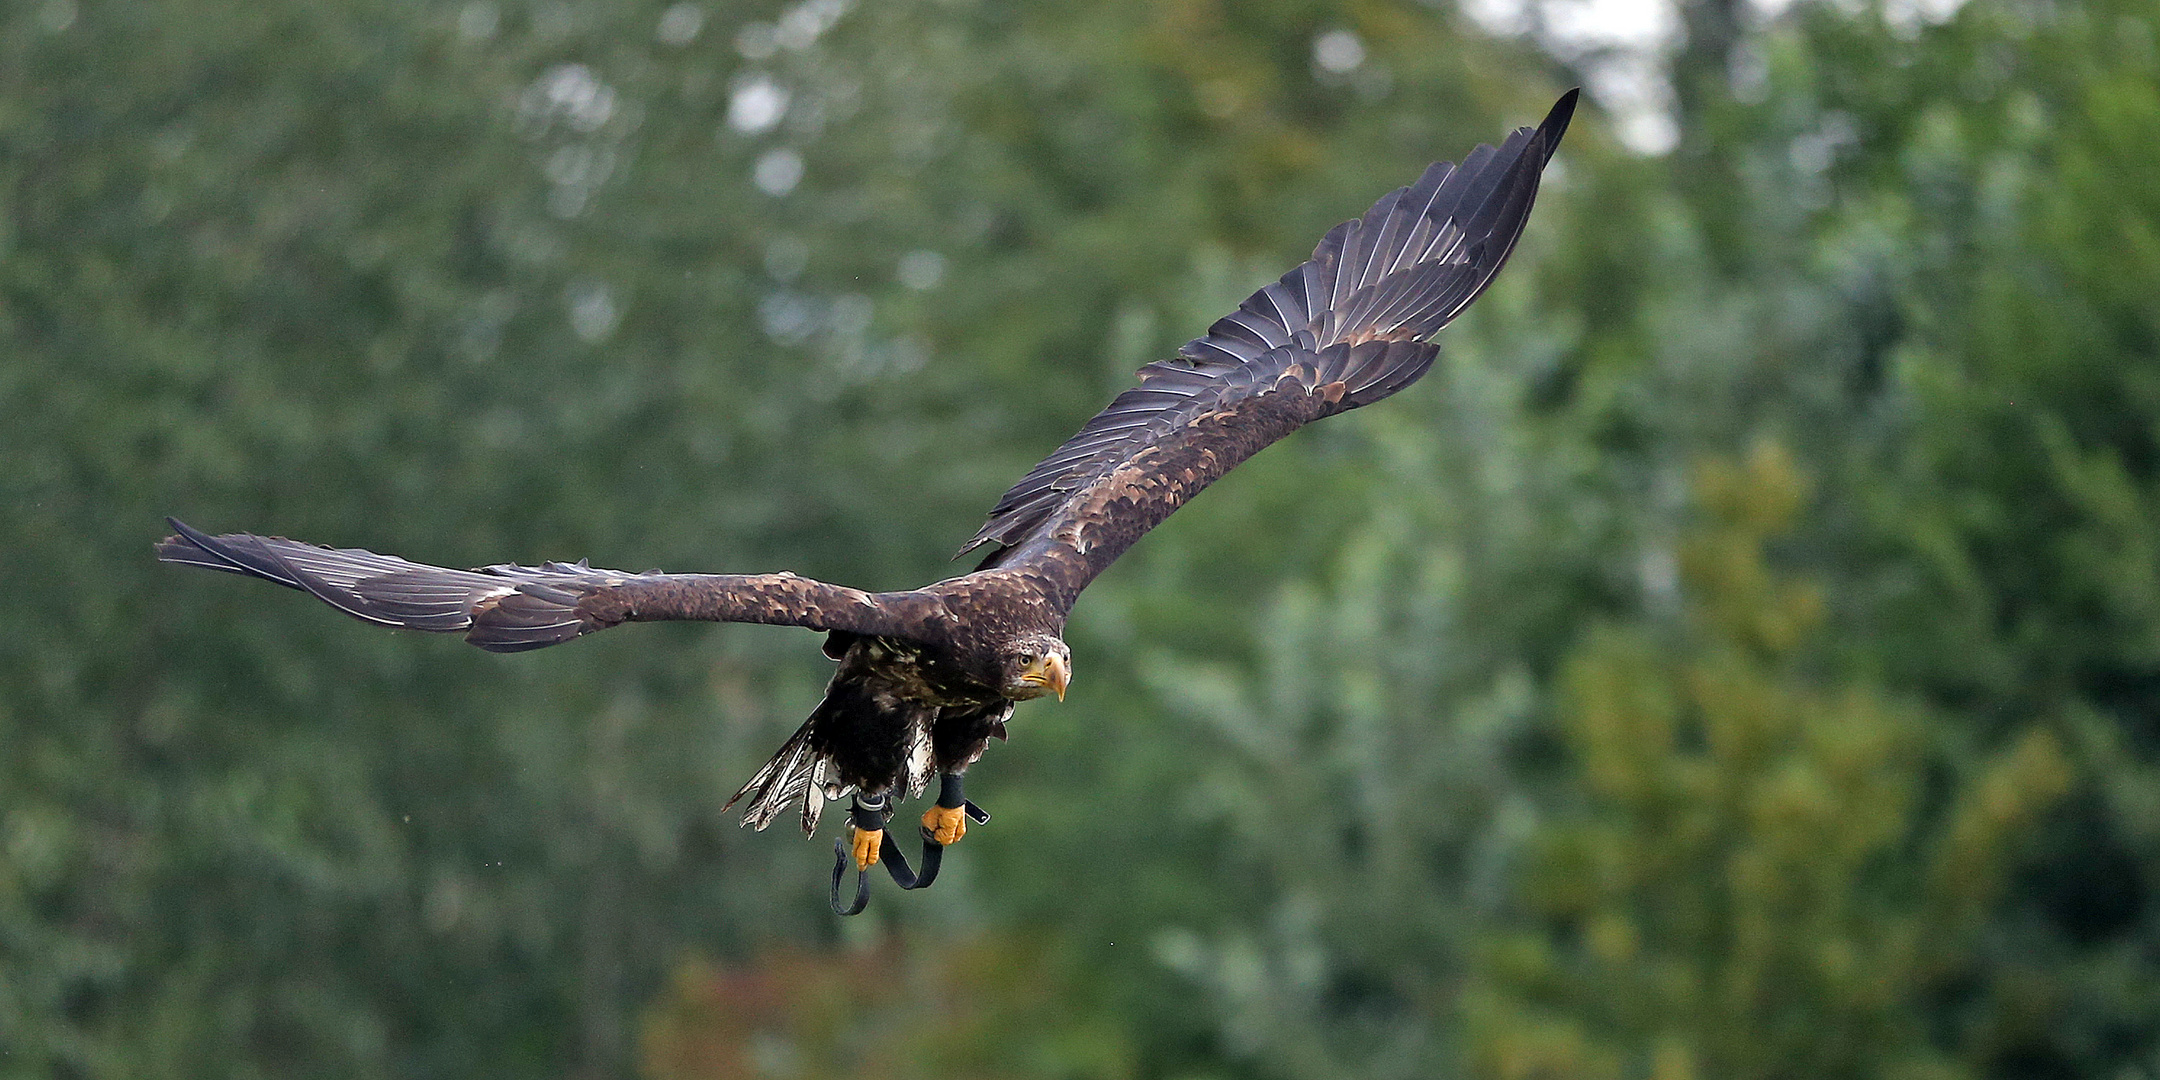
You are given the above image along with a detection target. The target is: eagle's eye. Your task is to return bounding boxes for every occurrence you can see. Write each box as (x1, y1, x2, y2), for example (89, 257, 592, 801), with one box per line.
(1017, 651, 1037, 665)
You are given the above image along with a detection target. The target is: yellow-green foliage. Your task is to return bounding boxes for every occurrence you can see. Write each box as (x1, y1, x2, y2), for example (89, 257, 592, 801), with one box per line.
(1466, 443, 2072, 1080)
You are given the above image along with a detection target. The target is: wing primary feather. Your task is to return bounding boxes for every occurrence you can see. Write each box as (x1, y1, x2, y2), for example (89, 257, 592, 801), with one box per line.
(939, 95, 1574, 587)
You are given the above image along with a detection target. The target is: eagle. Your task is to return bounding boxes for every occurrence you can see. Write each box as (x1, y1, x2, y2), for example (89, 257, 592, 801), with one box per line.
(158, 91, 1576, 894)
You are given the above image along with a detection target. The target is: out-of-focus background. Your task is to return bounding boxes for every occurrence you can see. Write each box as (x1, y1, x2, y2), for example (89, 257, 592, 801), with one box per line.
(5, 0, 2157, 1076)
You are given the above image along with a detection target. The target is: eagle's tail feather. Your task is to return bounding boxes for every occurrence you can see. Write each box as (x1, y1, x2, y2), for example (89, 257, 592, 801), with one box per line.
(726, 645, 943, 837)
(727, 719, 840, 836)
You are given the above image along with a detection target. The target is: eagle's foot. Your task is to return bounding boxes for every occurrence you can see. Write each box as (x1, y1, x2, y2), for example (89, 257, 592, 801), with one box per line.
(849, 826, 883, 871)
(829, 788, 988, 916)
(831, 793, 894, 915)
(921, 804, 967, 846)
(847, 792, 893, 872)
(919, 772, 988, 848)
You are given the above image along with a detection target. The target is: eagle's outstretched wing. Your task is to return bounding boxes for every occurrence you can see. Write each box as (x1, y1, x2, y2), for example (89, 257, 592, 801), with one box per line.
(963, 91, 1576, 602)
(156, 518, 936, 653)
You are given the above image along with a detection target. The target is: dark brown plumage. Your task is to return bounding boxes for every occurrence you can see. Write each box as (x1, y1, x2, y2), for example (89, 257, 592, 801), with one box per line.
(157, 91, 1577, 841)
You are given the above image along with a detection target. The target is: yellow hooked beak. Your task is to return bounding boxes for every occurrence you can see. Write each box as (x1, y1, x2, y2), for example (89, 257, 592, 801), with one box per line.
(1020, 653, 1069, 701)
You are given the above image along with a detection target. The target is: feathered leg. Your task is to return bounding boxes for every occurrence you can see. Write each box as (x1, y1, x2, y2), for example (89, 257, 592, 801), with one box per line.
(921, 701, 1012, 845)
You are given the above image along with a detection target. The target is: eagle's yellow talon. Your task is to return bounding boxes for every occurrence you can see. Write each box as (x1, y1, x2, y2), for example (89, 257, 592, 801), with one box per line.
(851, 826, 883, 871)
(922, 804, 968, 846)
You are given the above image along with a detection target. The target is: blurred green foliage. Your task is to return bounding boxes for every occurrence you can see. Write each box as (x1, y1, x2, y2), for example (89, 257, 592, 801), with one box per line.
(3, 0, 2156, 1077)
(1466, 443, 2071, 1080)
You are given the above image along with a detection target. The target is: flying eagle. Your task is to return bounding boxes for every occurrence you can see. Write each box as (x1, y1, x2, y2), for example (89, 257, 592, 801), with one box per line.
(158, 91, 1576, 893)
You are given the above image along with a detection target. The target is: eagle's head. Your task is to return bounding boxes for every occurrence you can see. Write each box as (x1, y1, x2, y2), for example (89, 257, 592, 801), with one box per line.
(1001, 635, 1071, 702)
